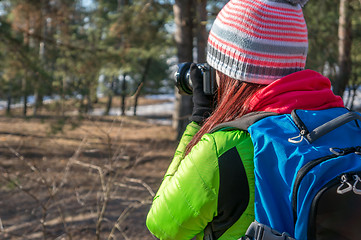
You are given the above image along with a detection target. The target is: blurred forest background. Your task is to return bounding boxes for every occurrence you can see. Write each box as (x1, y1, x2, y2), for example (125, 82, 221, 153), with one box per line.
(0, 0, 360, 239)
(0, 0, 360, 135)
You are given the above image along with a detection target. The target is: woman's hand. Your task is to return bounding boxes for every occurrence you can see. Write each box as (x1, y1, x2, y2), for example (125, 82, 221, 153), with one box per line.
(189, 63, 213, 124)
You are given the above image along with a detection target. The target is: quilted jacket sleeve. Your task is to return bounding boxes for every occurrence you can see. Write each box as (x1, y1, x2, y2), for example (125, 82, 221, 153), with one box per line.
(146, 122, 220, 240)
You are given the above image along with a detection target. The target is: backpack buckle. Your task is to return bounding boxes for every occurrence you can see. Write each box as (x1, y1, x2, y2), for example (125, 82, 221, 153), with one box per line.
(337, 174, 353, 194)
(288, 130, 307, 144)
(353, 175, 361, 195)
(241, 221, 295, 240)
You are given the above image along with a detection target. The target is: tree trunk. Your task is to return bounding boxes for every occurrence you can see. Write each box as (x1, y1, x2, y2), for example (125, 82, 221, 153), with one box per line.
(23, 12, 30, 117)
(6, 82, 12, 115)
(79, 95, 86, 113)
(105, 76, 115, 115)
(33, 88, 39, 116)
(6, 95, 11, 115)
(173, 0, 194, 140)
(347, 74, 359, 110)
(34, 1, 47, 117)
(197, 0, 208, 63)
(349, 85, 357, 110)
(86, 94, 92, 113)
(134, 58, 152, 116)
(121, 73, 127, 116)
(61, 77, 66, 116)
(22, 75, 28, 116)
(334, 0, 352, 97)
(106, 94, 113, 116)
(33, 87, 44, 116)
(23, 94, 28, 116)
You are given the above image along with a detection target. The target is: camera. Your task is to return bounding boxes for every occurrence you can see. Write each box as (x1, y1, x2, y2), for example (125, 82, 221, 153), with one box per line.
(174, 62, 216, 95)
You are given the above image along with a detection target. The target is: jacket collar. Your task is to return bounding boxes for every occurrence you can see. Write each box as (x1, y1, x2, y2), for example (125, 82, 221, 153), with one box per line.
(248, 70, 345, 114)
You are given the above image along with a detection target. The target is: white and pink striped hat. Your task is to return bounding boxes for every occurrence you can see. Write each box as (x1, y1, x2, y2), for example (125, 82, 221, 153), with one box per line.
(207, 0, 309, 84)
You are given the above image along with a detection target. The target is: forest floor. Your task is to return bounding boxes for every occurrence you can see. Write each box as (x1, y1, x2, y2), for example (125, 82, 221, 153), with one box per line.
(0, 97, 177, 240)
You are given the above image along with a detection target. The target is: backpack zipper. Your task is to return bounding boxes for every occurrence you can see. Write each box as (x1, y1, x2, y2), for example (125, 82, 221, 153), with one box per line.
(291, 110, 309, 136)
(307, 171, 361, 239)
(292, 146, 361, 223)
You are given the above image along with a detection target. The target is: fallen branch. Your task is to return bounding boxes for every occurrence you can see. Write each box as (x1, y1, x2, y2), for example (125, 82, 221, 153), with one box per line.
(1, 212, 98, 234)
(1, 141, 73, 239)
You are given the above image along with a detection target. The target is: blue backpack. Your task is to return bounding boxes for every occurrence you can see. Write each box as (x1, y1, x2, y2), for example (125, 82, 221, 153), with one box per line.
(214, 107, 361, 240)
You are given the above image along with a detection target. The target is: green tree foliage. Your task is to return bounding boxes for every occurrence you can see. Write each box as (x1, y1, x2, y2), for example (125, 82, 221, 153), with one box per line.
(0, 0, 174, 116)
(1, 0, 360, 116)
(105, 0, 173, 87)
(304, 0, 361, 106)
(344, 0, 361, 108)
(304, 1, 339, 75)
(350, 0, 361, 83)
(99, 0, 174, 115)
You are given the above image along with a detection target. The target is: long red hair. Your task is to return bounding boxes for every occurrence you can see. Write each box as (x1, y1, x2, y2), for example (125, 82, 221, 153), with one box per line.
(185, 71, 265, 155)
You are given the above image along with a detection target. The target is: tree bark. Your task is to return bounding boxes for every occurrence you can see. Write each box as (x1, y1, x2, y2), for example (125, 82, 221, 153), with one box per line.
(34, 0, 47, 116)
(197, 0, 208, 63)
(22, 9, 31, 117)
(173, 0, 194, 140)
(6, 82, 12, 115)
(22, 75, 28, 116)
(32, 88, 41, 116)
(86, 93, 92, 113)
(334, 0, 352, 97)
(105, 76, 115, 115)
(134, 58, 152, 116)
(61, 76, 66, 117)
(121, 73, 127, 116)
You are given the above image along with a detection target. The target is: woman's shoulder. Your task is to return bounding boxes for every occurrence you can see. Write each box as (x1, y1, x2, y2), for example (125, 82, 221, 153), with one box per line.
(200, 129, 253, 158)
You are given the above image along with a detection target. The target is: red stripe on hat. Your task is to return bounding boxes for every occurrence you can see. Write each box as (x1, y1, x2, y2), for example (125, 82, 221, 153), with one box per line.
(221, 5, 307, 32)
(224, 3, 306, 26)
(221, 12, 306, 34)
(218, 13, 308, 39)
(230, 0, 303, 16)
(215, 15, 308, 42)
(208, 32, 307, 62)
(240, 56, 305, 68)
(231, 0, 304, 18)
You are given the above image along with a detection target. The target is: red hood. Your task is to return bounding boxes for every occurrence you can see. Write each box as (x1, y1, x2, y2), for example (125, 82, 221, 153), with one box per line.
(248, 70, 345, 114)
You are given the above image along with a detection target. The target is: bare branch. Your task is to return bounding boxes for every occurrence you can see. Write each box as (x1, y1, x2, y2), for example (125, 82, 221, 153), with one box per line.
(71, 160, 106, 192)
(107, 204, 135, 240)
(55, 137, 88, 193)
(1, 141, 74, 239)
(115, 182, 146, 191)
(123, 177, 155, 197)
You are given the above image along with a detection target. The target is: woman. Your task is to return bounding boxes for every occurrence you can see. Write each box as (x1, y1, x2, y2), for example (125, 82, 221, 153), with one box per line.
(146, 0, 344, 239)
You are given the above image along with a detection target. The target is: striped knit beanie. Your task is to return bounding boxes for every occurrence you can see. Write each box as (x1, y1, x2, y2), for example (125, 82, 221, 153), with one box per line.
(207, 0, 309, 85)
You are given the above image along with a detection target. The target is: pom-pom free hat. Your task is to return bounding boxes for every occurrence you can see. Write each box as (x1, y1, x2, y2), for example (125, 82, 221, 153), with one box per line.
(207, 0, 309, 84)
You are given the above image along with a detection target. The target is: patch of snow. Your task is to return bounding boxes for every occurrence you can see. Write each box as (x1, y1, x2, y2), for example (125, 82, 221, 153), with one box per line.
(145, 94, 175, 101)
(90, 100, 175, 126)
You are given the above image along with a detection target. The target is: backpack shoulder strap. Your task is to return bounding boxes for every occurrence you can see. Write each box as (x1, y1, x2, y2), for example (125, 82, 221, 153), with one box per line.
(209, 111, 279, 133)
(242, 220, 296, 240)
(291, 109, 361, 143)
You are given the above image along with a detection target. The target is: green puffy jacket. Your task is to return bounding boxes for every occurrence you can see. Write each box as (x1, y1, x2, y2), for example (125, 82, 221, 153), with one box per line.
(146, 122, 255, 239)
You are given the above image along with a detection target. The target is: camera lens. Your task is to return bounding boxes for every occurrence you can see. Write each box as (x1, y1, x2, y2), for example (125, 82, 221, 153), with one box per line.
(174, 62, 193, 95)
(174, 62, 216, 95)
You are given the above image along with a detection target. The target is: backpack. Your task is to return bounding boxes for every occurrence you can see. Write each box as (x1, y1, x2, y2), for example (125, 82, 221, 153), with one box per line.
(212, 108, 361, 240)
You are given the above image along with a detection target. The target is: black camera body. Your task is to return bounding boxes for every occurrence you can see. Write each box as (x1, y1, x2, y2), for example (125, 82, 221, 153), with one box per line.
(174, 62, 216, 95)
